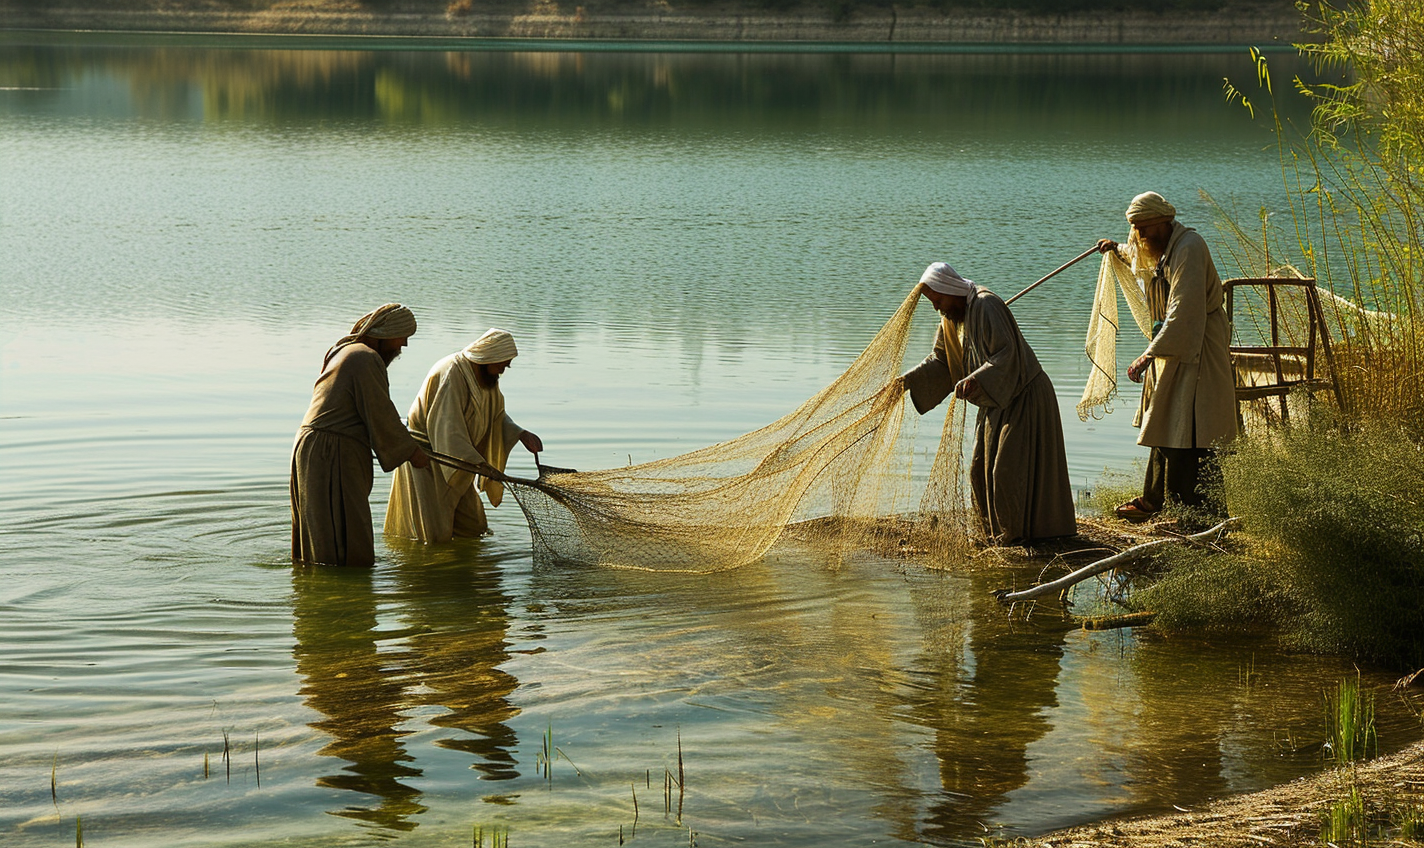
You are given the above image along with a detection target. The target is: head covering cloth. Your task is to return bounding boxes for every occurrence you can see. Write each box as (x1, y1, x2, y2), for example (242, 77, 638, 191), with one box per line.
(322, 303, 417, 369)
(1125, 191, 1177, 225)
(918, 262, 975, 297)
(462, 328, 519, 365)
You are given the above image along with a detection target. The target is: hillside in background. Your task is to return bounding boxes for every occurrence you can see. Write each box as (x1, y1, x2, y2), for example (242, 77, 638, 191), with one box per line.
(0, 0, 1306, 45)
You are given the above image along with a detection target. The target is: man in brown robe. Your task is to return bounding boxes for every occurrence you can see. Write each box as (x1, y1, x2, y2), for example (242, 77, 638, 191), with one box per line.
(386, 328, 543, 542)
(1097, 192, 1237, 522)
(291, 303, 430, 566)
(902, 262, 1077, 545)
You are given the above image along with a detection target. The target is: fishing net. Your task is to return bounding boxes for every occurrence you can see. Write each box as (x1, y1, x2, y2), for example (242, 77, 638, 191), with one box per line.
(504, 287, 976, 572)
(1078, 251, 1157, 421)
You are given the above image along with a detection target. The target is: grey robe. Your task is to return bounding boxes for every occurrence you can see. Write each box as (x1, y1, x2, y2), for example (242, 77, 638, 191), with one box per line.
(291, 343, 418, 567)
(1135, 223, 1238, 449)
(904, 288, 1077, 544)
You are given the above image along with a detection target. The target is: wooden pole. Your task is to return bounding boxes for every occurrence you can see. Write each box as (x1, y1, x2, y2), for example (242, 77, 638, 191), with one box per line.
(1005, 246, 1100, 305)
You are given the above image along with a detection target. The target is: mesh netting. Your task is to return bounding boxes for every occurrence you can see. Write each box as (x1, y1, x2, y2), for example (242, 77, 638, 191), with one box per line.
(505, 288, 975, 572)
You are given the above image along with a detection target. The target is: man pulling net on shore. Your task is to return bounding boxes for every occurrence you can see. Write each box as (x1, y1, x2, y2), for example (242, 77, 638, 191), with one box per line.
(899, 262, 1077, 546)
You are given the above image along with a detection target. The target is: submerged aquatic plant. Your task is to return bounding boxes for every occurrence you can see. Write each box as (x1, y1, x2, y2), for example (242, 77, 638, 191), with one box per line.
(472, 824, 509, 848)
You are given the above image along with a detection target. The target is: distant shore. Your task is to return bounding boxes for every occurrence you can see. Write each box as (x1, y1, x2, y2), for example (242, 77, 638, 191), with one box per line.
(0, 2, 1307, 47)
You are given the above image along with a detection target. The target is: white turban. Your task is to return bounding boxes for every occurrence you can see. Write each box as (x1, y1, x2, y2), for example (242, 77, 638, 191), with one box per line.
(1125, 191, 1176, 224)
(463, 328, 518, 364)
(919, 262, 974, 297)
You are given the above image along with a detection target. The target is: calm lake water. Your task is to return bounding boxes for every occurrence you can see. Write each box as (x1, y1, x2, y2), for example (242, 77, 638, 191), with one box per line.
(2, 35, 1419, 847)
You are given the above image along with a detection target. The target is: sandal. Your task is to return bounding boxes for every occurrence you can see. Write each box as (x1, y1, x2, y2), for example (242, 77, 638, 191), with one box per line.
(1114, 497, 1159, 524)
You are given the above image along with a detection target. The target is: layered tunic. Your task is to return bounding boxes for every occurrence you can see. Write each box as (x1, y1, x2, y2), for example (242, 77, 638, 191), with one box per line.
(291, 343, 418, 567)
(385, 352, 524, 542)
(1132, 223, 1238, 449)
(904, 288, 1076, 544)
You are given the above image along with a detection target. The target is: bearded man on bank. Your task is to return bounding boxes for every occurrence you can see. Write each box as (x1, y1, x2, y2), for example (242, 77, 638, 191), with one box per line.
(385, 328, 544, 542)
(291, 303, 430, 567)
(1097, 191, 1237, 523)
(900, 262, 1077, 546)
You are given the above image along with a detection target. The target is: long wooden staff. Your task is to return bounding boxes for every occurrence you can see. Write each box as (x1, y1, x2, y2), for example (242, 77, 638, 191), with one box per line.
(409, 435, 571, 489)
(1004, 246, 1100, 305)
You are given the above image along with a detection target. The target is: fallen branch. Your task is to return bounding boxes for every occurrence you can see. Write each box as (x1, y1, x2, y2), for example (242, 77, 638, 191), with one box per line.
(993, 518, 1238, 603)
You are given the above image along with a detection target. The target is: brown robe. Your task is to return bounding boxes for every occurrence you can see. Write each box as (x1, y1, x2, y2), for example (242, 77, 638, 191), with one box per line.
(904, 288, 1077, 544)
(291, 343, 418, 567)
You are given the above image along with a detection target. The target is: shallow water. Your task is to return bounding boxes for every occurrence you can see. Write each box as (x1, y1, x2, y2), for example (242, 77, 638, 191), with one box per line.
(2, 37, 1419, 847)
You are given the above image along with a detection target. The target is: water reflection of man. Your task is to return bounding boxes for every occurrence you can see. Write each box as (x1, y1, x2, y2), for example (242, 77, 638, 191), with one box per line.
(915, 571, 1069, 841)
(390, 547, 520, 780)
(900, 263, 1077, 545)
(1096, 192, 1236, 523)
(291, 303, 430, 566)
(291, 565, 425, 831)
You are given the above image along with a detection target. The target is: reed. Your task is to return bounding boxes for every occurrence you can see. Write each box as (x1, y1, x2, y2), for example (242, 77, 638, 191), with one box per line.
(75, 815, 83, 848)
(1217, 18, 1424, 429)
(254, 731, 261, 788)
(676, 729, 686, 821)
(537, 725, 553, 782)
(1325, 676, 1378, 766)
(51, 753, 57, 807)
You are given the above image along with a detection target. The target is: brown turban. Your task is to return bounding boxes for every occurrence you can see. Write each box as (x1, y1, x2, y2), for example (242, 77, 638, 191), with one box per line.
(322, 303, 417, 369)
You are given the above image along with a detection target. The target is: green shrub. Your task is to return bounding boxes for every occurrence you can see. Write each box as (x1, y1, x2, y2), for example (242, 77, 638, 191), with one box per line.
(1130, 545, 1285, 635)
(1221, 409, 1424, 668)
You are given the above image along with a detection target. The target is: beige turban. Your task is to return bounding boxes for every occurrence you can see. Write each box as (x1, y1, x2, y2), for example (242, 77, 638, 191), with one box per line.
(919, 262, 975, 297)
(462, 328, 518, 364)
(322, 303, 418, 369)
(1125, 191, 1176, 224)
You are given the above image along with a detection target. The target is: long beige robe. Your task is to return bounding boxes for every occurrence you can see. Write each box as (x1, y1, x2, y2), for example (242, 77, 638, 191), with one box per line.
(1136, 224, 1238, 449)
(385, 352, 523, 542)
(904, 288, 1077, 544)
(291, 343, 418, 567)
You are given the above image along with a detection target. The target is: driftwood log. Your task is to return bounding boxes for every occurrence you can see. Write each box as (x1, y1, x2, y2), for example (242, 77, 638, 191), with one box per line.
(993, 518, 1238, 604)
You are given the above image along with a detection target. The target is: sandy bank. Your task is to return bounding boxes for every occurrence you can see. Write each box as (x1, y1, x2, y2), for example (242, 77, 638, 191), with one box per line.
(1, 1, 1306, 46)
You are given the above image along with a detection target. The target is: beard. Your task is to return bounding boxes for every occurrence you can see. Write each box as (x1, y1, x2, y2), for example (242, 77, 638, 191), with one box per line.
(377, 344, 402, 366)
(1127, 229, 1165, 274)
(476, 363, 501, 386)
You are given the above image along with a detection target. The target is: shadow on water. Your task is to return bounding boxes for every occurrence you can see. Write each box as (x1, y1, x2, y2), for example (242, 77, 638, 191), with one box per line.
(290, 546, 521, 835)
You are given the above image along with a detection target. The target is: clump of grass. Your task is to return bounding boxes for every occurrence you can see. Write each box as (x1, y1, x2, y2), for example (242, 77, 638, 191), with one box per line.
(1221, 409, 1424, 668)
(1321, 784, 1367, 845)
(1396, 804, 1424, 839)
(1325, 676, 1378, 767)
(1088, 463, 1143, 519)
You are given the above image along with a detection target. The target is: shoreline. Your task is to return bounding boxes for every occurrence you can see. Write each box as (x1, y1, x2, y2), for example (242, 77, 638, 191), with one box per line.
(0, 3, 1307, 47)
